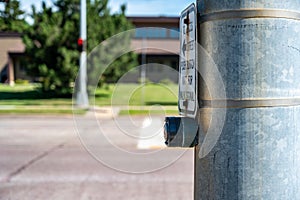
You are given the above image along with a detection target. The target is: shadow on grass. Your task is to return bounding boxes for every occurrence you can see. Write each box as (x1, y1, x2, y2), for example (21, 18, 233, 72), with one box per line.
(94, 93, 110, 98)
(145, 101, 178, 106)
(0, 90, 72, 100)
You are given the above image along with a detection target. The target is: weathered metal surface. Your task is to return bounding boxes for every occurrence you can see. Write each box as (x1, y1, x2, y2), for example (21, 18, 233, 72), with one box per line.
(196, 107, 300, 199)
(195, 0, 300, 199)
(199, 9, 300, 24)
(198, 0, 300, 15)
(199, 17, 300, 100)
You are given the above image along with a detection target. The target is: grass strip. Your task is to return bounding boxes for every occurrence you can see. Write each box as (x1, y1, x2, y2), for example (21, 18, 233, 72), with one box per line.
(119, 109, 179, 116)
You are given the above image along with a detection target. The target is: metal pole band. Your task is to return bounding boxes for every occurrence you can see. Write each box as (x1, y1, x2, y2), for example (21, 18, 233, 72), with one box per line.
(200, 98, 300, 108)
(199, 9, 300, 24)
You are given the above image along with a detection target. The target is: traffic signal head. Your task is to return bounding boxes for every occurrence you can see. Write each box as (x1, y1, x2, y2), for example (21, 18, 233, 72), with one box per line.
(77, 38, 85, 52)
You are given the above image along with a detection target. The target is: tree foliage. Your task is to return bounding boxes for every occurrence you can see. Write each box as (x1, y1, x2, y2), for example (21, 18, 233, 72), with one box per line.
(0, 0, 28, 32)
(23, 0, 80, 95)
(23, 0, 137, 95)
(86, 0, 137, 89)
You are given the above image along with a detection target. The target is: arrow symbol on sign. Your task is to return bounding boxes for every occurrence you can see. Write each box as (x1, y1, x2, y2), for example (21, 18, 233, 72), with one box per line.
(182, 39, 186, 56)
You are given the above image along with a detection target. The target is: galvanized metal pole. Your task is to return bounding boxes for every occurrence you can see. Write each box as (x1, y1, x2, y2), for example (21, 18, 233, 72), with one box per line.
(76, 0, 89, 107)
(196, 0, 300, 199)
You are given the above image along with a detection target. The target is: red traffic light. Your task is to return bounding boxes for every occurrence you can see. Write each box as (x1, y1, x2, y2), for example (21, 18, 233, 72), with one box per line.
(77, 38, 85, 52)
(77, 38, 83, 46)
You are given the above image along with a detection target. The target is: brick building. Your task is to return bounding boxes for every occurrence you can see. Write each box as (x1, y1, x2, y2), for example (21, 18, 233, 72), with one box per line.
(127, 16, 180, 83)
(0, 32, 28, 85)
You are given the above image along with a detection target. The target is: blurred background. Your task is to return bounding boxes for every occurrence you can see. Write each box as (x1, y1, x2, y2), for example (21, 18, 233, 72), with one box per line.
(0, 0, 195, 199)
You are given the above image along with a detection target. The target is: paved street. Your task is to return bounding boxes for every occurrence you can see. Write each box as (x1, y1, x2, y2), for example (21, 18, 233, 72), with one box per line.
(0, 114, 193, 200)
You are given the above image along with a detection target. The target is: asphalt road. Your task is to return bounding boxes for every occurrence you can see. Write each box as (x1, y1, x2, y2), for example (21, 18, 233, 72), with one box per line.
(0, 114, 194, 200)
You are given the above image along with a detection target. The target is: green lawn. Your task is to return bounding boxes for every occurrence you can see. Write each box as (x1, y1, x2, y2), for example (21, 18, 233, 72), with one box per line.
(93, 83, 178, 106)
(119, 109, 178, 116)
(0, 83, 179, 115)
(0, 84, 77, 115)
(93, 83, 179, 115)
(0, 84, 72, 105)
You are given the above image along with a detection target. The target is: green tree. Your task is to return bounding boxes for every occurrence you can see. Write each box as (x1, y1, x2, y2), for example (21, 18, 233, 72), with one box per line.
(86, 0, 137, 88)
(23, 0, 137, 95)
(23, 1, 79, 95)
(0, 0, 28, 32)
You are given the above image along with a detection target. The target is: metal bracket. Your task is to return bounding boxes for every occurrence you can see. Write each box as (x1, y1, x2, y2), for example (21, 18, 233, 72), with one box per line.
(164, 117, 198, 148)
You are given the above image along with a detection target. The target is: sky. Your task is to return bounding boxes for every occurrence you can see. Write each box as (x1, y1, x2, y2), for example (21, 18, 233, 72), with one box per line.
(18, 0, 195, 17)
